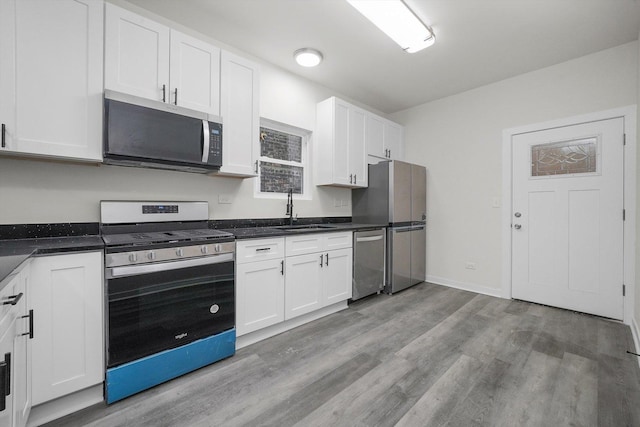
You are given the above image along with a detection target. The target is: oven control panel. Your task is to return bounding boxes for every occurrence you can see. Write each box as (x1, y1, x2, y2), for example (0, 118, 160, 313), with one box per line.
(142, 204, 179, 214)
(105, 241, 235, 268)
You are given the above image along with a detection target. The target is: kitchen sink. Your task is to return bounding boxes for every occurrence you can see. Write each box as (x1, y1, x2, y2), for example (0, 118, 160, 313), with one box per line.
(274, 224, 338, 231)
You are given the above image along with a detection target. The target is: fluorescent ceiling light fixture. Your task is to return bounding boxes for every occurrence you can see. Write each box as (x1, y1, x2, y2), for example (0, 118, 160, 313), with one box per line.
(347, 0, 435, 53)
(294, 48, 323, 67)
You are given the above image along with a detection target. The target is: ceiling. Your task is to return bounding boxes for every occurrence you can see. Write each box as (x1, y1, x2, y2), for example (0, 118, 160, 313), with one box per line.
(127, 0, 640, 114)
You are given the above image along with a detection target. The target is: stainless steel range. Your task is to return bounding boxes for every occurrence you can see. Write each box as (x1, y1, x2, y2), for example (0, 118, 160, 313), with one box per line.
(101, 201, 236, 404)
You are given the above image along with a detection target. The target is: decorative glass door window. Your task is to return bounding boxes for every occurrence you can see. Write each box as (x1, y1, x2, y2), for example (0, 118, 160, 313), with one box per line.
(531, 137, 598, 177)
(256, 119, 310, 197)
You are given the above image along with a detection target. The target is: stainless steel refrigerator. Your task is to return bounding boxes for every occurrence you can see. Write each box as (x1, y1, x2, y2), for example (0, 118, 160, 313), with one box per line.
(352, 160, 426, 294)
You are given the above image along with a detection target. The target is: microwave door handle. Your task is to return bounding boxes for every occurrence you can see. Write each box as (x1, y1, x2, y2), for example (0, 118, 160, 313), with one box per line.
(202, 120, 210, 163)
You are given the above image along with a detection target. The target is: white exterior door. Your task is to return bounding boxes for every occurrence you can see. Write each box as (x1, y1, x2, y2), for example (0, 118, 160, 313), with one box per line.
(512, 117, 624, 319)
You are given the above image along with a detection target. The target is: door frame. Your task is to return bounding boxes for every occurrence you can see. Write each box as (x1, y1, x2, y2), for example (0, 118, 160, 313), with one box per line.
(501, 106, 637, 324)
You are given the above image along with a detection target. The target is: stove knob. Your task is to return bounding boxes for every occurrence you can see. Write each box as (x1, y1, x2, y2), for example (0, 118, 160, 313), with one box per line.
(128, 253, 138, 263)
(201, 245, 209, 255)
(214, 244, 221, 253)
(176, 248, 184, 257)
(147, 251, 156, 261)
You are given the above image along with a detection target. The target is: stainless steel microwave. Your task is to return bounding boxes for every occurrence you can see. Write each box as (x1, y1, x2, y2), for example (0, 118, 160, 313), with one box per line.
(103, 90, 223, 173)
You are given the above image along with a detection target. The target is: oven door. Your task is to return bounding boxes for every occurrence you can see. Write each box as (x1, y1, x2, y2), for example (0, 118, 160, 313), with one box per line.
(106, 254, 234, 368)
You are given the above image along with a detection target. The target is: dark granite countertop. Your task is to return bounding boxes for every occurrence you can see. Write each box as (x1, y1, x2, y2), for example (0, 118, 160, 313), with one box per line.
(0, 236, 104, 292)
(223, 222, 387, 240)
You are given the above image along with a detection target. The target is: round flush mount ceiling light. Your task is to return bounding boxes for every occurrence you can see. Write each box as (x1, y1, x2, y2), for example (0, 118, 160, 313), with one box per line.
(294, 48, 323, 67)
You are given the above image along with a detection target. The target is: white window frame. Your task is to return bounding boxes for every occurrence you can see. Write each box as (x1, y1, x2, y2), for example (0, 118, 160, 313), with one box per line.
(254, 118, 312, 200)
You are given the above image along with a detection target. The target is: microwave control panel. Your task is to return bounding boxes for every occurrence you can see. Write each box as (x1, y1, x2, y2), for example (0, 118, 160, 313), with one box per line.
(208, 122, 223, 165)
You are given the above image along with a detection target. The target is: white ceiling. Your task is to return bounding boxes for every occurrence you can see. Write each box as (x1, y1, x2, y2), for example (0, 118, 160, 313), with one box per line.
(127, 0, 640, 114)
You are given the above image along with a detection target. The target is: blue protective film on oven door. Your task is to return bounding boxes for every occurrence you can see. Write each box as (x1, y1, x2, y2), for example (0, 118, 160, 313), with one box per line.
(106, 328, 236, 404)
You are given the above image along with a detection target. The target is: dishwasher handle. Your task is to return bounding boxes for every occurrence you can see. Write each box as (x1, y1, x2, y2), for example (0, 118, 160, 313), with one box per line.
(355, 235, 384, 243)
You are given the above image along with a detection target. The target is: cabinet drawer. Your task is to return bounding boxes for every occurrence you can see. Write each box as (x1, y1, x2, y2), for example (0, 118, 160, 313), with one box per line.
(236, 237, 285, 264)
(285, 234, 324, 257)
(324, 231, 353, 250)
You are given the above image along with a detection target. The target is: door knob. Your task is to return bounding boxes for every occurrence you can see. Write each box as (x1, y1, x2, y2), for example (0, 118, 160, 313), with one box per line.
(514, 224, 522, 230)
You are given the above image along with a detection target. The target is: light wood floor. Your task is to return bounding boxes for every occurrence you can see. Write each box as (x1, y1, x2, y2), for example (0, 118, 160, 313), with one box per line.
(47, 283, 640, 426)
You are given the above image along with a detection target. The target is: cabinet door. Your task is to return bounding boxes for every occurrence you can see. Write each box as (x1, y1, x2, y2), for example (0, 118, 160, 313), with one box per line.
(236, 259, 285, 336)
(285, 253, 323, 320)
(349, 107, 367, 188)
(218, 50, 260, 177)
(12, 268, 30, 427)
(104, 3, 170, 102)
(384, 121, 404, 161)
(0, 0, 103, 161)
(169, 30, 220, 115)
(323, 248, 353, 305)
(30, 252, 103, 405)
(332, 99, 351, 185)
(0, 321, 15, 427)
(365, 114, 385, 159)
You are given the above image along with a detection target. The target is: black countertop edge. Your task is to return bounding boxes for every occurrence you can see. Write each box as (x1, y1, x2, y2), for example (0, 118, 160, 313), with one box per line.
(208, 216, 352, 229)
(0, 236, 105, 292)
(0, 222, 100, 240)
(225, 222, 387, 240)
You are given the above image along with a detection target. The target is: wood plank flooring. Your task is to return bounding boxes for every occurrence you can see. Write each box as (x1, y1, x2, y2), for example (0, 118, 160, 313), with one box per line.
(46, 283, 640, 427)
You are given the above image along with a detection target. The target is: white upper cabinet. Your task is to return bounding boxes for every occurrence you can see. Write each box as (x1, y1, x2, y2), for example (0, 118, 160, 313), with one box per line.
(216, 50, 260, 177)
(383, 119, 404, 160)
(366, 113, 404, 162)
(169, 32, 220, 115)
(0, 0, 104, 162)
(104, 4, 170, 102)
(105, 4, 220, 115)
(315, 97, 368, 188)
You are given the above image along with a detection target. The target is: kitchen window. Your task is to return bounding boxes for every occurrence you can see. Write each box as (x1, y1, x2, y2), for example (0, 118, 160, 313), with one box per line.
(255, 119, 311, 199)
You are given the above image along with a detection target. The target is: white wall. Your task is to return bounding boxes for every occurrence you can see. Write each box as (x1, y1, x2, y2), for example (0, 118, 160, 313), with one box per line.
(0, 1, 359, 225)
(391, 41, 638, 294)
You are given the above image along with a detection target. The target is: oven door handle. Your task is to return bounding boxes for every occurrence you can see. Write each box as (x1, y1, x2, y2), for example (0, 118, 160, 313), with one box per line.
(106, 253, 233, 278)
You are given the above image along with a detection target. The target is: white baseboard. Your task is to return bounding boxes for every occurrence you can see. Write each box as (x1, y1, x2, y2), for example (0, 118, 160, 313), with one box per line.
(631, 317, 640, 369)
(426, 275, 504, 299)
(27, 384, 104, 427)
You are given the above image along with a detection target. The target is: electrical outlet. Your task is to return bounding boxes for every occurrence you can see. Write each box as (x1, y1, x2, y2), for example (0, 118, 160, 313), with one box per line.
(465, 262, 476, 270)
(218, 194, 233, 204)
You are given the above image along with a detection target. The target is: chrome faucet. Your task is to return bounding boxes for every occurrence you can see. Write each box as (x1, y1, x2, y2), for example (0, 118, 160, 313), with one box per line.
(286, 188, 294, 225)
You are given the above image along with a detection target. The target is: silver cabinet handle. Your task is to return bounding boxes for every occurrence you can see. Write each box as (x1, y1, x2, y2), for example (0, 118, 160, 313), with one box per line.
(202, 120, 210, 163)
(255, 160, 259, 174)
(174, 87, 178, 105)
(325, 253, 328, 266)
(320, 254, 324, 267)
(349, 174, 353, 184)
(162, 84, 166, 102)
(255, 247, 271, 252)
(354, 174, 356, 184)
(280, 260, 284, 275)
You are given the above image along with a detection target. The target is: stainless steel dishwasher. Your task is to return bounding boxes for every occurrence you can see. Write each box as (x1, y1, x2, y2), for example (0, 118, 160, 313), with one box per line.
(352, 228, 386, 301)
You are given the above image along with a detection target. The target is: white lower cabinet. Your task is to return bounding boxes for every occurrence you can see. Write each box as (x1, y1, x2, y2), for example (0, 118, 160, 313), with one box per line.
(236, 238, 285, 337)
(29, 251, 103, 406)
(285, 252, 324, 319)
(236, 258, 285, 336)
(0, 262, 29, 427)
(237, 232, 353, 336)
